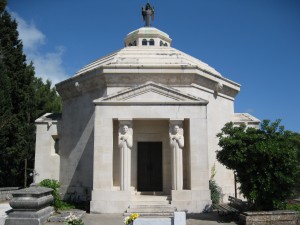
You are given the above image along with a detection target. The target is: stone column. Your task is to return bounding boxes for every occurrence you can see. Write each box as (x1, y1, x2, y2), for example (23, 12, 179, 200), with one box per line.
(118, 119, 133, 191)
(169, 119, 184, 191)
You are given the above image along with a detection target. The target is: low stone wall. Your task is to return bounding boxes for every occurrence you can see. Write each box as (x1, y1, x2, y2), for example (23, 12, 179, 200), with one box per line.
(0, 188, 20, 201)
(239, 210, 298, 225)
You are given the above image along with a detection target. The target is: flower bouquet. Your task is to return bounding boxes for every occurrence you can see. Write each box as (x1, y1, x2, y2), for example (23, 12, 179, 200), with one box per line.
(64, 212, 84, 225)
(124, 213, 139, 225)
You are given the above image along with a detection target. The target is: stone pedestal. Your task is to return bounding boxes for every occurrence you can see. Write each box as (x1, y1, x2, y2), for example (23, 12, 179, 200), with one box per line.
(5, 186, 54, 225)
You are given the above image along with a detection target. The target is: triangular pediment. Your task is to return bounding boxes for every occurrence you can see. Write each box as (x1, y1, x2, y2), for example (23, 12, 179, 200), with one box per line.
(94, 82, 208, 105)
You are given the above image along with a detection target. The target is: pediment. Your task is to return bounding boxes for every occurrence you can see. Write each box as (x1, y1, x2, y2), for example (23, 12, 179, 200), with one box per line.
(94, 82, 208, 105)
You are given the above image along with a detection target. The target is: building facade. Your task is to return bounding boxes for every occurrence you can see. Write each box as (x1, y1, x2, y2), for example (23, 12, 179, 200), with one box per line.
(34, 11, 259, 213)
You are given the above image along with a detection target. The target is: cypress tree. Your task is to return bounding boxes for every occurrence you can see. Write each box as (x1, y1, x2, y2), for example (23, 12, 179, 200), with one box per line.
(0, 0, 56, 187)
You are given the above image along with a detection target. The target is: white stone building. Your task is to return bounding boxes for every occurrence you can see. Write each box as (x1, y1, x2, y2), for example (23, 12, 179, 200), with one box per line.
(34, 12, 259, 213)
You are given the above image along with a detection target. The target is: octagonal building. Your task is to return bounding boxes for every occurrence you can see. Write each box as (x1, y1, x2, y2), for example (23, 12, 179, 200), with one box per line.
(34, 9, 259, 214)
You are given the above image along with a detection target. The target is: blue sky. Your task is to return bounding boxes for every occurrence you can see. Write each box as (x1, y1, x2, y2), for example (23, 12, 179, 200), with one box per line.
(7, 0, 300, 132)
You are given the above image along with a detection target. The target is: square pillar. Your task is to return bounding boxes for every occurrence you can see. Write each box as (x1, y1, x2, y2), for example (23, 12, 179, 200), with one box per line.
(93, 117, 114, 189)
(189, 117, 209, 190)
(171, 117, 211, 213)
(90, 108, 130, 213)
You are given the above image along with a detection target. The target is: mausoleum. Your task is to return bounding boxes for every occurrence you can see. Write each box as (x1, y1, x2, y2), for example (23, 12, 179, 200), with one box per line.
(34, 3, 259, 214)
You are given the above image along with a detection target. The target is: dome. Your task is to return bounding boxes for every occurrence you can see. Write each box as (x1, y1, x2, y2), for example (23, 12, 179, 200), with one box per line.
(57, 26, 240, 100)
(74, 29, 222, 78)
(124, 27, 172, 47)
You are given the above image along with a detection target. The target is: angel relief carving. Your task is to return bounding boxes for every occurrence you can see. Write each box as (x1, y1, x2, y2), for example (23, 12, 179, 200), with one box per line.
(169, 122, 184, 190)
(118, 122, 133, 191)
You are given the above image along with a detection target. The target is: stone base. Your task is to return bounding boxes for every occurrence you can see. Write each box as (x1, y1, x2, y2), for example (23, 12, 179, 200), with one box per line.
(171, 190, 211, 213)
(5, 206, 54, 225)
(239, 210, 299, 225)
(90, 190, 131, 213)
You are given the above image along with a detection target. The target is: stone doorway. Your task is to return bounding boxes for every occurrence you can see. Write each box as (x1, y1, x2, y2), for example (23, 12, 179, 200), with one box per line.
(137, 142, 162, 192)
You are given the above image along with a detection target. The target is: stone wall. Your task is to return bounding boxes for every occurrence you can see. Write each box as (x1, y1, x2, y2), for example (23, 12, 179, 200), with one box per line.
(239, 211, 299, 225)
(0, 187, 19, 201)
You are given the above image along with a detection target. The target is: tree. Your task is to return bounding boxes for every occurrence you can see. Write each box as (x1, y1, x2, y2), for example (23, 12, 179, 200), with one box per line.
(216, 120, 300, 211)
(0, 0, 62, 187)
(33, 77, 62, 119)
(0, 0, 35, 187)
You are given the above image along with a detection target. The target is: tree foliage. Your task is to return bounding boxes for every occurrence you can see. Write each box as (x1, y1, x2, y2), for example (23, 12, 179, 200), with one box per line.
(0, 1, 62, 187)
(216, 120, 300, 211)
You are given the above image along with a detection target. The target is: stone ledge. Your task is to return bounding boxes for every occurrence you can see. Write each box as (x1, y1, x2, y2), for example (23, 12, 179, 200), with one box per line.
(239, 210, 299, 225)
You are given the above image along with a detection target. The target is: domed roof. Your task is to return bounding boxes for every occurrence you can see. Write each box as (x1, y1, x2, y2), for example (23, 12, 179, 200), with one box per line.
(57, 26, 240, 100)
(74, 27, 221, 77)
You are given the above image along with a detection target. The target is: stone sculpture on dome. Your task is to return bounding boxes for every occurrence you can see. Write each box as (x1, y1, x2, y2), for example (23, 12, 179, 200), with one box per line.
(142, 2, 154, 27)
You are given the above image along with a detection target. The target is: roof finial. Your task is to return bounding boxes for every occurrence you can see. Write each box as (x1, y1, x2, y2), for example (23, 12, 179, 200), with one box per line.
(142, 2, 154, 27)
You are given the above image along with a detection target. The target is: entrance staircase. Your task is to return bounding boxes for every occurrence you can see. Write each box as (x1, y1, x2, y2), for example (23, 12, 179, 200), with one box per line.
(124, 193, 176, 217)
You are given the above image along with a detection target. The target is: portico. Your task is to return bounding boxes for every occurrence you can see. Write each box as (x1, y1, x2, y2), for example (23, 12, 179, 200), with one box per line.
(91, 82, 211, 213)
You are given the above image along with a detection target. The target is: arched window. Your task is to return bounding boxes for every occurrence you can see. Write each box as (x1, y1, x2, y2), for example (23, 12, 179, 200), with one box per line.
(160, 40, 163, 46)
(149, 39, 155, 46)
(142, 39, 147, 46)
(133, 41, 137, 46)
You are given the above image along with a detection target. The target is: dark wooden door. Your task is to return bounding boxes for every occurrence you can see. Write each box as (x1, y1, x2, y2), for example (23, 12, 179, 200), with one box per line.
(137, 142, 162, 192)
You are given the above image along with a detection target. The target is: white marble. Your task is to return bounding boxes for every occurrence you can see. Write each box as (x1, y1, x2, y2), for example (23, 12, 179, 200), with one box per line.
(34, 24, 259, 213)
(174, 212, 186, 225)
(133, 218, 172, 225)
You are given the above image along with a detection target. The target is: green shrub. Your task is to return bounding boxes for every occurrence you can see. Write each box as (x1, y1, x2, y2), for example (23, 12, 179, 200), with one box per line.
(209, 164, 222, 206)
(209, 179, 221, 205)
(286, 204, 300, 212)
(216, 120, 300, 211)
(39, 179, 74, 211)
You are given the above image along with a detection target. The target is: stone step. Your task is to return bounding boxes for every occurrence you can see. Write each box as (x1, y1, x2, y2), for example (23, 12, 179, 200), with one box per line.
(134, 191, 167, 196)
(126, 194, 175, 217)
(127, 207, 175, 213)
(129, 204, 173, 209)
(132, 195, 170, 200)
(131, 196, 171, 204)
(130, 201, 170, 205)
(123, 212, 174, 217)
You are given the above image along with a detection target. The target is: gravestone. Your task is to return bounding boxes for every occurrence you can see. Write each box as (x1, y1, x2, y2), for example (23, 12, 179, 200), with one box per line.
(5, 186, 54, 225)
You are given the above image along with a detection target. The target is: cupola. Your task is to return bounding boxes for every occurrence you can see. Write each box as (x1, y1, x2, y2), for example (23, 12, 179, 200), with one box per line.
(124, 2, 172, 47)
(125, 27, 172, 47)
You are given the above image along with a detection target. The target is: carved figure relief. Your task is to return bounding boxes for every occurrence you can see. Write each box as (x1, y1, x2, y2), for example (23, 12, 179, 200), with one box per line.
(118, 122, 133, 191)
(169, 121, 184, 190)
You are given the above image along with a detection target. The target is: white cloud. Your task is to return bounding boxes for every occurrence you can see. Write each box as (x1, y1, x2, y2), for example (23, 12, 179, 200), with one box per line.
(29, 47, 68, 85)
(11, 11, 69, 85)
(11, 12, 45, 51)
